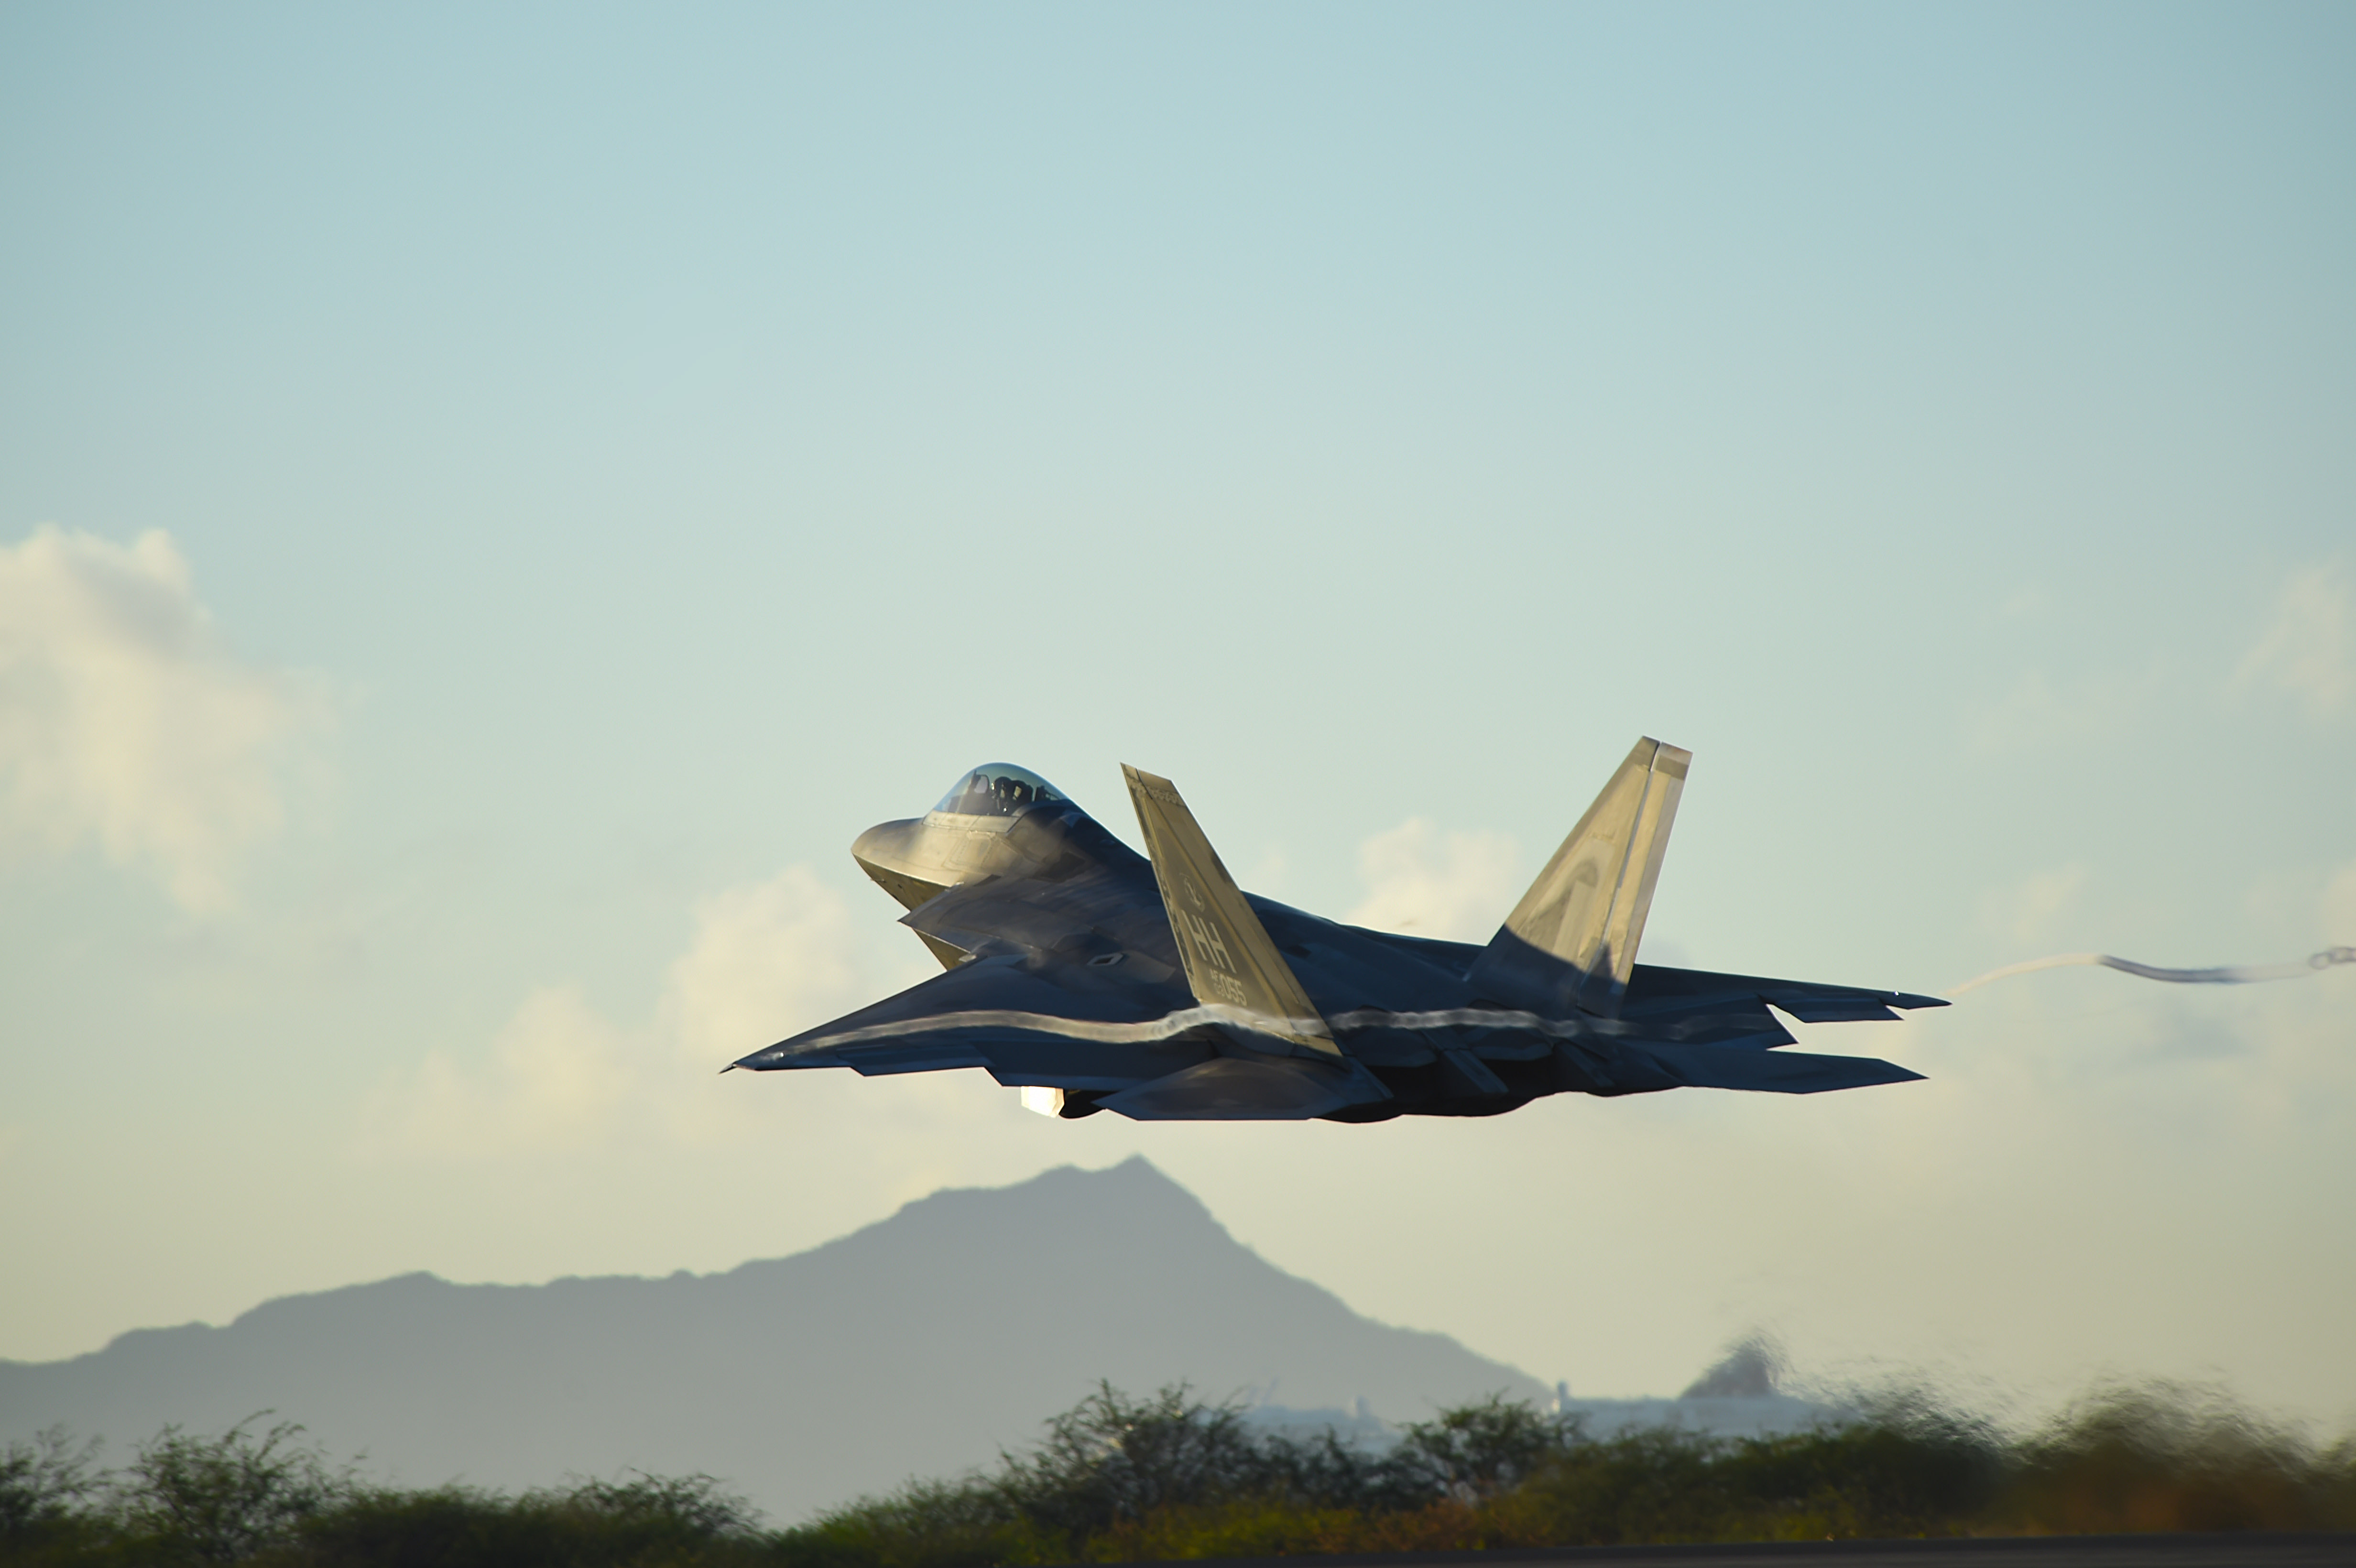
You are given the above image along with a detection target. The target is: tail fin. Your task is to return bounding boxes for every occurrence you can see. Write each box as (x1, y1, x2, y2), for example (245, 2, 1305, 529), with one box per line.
(1467, 737, 1689, 1018)
(1122, 764, 1339, 1058)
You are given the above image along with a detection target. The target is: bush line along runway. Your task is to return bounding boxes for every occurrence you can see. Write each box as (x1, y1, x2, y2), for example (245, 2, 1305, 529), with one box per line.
(1167, 1535, 2355, 1567)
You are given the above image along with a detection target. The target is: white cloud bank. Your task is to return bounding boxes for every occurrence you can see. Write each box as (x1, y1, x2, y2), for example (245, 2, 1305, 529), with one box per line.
(371, 987, 639, 1159)
(0, 525, 320, 910)
(2237, 561, 2351, 719)
(1343, 817, 1520, 943)
(658, 866, 875, 1069)
(1979, 862, 2090, 944)
(361, 866, 941, 1162)
(2324, 857, 2356, 944)
(1966, 666, 2155, 753)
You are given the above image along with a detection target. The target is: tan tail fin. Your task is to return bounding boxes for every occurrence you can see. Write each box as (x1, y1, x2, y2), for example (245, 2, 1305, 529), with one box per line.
(1121, 765, 1339, 1058)
(1468, 738, 1690, 1017)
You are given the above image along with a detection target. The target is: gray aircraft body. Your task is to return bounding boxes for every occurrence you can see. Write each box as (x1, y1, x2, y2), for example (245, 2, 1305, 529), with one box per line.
(732, 742, 1945, 1120)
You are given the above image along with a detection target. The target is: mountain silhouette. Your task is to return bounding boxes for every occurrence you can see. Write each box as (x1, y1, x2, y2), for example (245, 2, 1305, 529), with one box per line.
(0, 1157, 1544, 1521)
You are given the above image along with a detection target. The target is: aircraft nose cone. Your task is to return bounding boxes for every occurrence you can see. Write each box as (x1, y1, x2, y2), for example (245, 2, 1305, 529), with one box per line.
(851, 818, 951, 913)
(852, 818, 923, 871)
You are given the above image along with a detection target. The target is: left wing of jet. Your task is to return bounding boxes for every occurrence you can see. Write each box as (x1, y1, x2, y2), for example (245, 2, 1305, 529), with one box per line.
(732, 950, 1386, 1119)
(731, 947, 1221, 1090)
(734, 861, 1388, 1121)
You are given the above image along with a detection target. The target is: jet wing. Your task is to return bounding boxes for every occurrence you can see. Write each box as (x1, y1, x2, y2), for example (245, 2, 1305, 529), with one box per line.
(731, 947, 1389, 1119)
(731, 947, 1218, 1090)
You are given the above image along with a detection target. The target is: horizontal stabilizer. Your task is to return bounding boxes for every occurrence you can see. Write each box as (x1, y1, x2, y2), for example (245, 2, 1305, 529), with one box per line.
(1639, 1041, 1924, 1094)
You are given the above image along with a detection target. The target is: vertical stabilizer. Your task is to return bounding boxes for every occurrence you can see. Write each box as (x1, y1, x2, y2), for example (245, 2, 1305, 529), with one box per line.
(1467, 738, 1689, 1017)
(1122, 765, 1339, 1058)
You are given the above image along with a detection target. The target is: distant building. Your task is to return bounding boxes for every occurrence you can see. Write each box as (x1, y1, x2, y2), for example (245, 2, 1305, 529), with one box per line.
(1249, 1339, 1837, 1449)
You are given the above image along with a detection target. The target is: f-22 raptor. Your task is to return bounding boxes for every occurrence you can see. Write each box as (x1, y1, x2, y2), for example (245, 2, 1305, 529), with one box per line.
(732, 742, 1945, 1121)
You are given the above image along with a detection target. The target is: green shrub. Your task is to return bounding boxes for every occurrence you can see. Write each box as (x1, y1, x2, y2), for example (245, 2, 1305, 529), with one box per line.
(291, 1472, 765, 1568)
(113, 1416, 351, 1565)
(1993, 1381, 2356, 1535)
(9, 1379, 2352, 1565)
(2, 1428, 105, 1544)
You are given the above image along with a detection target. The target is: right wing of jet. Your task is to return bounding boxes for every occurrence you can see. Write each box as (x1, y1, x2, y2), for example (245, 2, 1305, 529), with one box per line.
(1618, 963, 1949, 1048)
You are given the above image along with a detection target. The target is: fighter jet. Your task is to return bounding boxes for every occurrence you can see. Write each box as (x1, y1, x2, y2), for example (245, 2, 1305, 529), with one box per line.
(731, 742, 1944, 1120)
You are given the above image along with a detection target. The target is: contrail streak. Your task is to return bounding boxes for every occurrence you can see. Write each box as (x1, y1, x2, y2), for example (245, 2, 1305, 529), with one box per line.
(1948, 946, 2355, 997)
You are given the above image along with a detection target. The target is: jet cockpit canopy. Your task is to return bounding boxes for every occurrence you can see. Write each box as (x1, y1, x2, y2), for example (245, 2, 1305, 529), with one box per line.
(931, 763, 1067, 819)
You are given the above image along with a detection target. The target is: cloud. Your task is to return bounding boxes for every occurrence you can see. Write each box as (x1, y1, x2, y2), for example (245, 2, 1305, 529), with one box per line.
(1979, 862, 2089, 944)
(361, 865, 938, 1160)
(2323, 859, 2356, 944)
(2237, 562, 2352, 719)
(1343, 817, 1520, 942)
(660, 866, 877, 1068)
(1966, 667, 2153, 753)
(367, 987, 637, 1158)
(0, 525, 321, 911)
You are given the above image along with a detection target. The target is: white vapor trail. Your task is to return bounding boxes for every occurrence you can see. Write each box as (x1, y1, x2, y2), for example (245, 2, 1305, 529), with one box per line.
(1948, 946, 2356, 997)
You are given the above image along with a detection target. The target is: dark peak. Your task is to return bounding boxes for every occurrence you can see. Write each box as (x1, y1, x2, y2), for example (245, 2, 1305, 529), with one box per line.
(230, 1271, 454, 1329)
(66, 1160, 1233, 1360)
(4, 1155, 1549, 1522)
(1680, 1334, 1787, 1400)
(862, 1155, 1207, 1233)
(76, 1161, 1227, 1361)
(718, 1155, 1222, 1284)
(928, 1154, 1193, 1203)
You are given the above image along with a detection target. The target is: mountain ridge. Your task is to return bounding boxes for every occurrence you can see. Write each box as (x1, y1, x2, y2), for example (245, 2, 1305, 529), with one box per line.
(1, 1157, 1546, 1521)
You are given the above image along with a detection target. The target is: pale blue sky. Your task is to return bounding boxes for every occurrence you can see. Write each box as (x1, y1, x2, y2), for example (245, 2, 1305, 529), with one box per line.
(3, 3, 2352, 1434)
